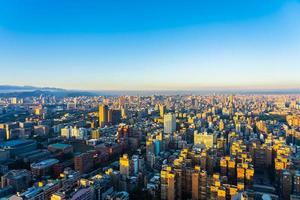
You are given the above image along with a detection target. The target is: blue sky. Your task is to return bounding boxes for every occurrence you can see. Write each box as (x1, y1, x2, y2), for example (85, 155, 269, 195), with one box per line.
(0, 0, 300, 90)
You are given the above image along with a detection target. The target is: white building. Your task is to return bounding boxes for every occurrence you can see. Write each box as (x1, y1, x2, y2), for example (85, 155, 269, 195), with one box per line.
(163, 113, 176, 134)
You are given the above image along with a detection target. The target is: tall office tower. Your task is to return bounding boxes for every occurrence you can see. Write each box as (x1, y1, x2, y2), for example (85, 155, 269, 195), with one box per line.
(120, 154, 130, 177)
(146, 138, 154, 167)
(108, 109, 121, 125)
(121, 106, 127, 119)
(112, 109, 121, 124)
(192, 166, 207, 200)
(159, 104, 166, 118)
(153, 139, 161, 156)
(146, 138, 154, 155)
(164, 113, 176, 134)
(74, 152, 94, 174)
(99, 104, 108, 127)
(161, 166, 176, 200)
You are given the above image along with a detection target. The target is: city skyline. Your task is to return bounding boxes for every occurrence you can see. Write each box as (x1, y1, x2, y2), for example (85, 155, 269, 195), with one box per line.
(1, 0, 300, 90)
(1, 1, 300, 199)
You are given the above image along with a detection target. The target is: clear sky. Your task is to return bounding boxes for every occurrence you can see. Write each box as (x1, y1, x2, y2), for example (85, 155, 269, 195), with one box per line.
(0, 0, 300, 90)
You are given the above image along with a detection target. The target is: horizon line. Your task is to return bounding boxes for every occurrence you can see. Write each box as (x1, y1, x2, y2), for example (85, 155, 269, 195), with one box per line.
(1, 84, 300, 92)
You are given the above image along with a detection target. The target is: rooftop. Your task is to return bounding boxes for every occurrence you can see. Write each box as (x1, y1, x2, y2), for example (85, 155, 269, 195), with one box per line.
(48, 143, 72, 149)
(0, 139, 35, 148)
(31, 159, 59, 169)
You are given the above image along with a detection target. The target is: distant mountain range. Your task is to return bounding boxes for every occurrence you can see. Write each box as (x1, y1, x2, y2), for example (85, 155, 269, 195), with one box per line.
(0, 85, 97, 97)
(0, 85, 65, 92)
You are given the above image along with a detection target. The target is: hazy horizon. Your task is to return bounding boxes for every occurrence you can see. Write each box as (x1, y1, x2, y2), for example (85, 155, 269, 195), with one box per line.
(1, 84, 300, 95)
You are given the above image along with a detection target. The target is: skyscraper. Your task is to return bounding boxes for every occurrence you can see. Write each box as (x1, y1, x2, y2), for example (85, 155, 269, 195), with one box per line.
(159, 104, 166, 118)
(112, 109, 121, 124)
(99, 104, 108, 127)
(164, 113, 176, 134)
(192, 166, 208, 200)
(161, 166, 175, 200)
(120, 154, 130, 177)
(108, 109, 121, 125)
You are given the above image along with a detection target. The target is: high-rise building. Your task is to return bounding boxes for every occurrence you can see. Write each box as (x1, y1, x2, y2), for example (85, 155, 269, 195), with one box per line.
(153, 139, 161, 156)
(192, 166, 207, 200)
(120, 154, 130, 177)
(111, 109, 121, 125)
(164, 113, 176, 134)
(161, 166, 175, 200)
(159, 104, 166, 118)
(146, 138, 154, 156)
(99, 104, 108, 127)
(121, 106, 127, 119)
